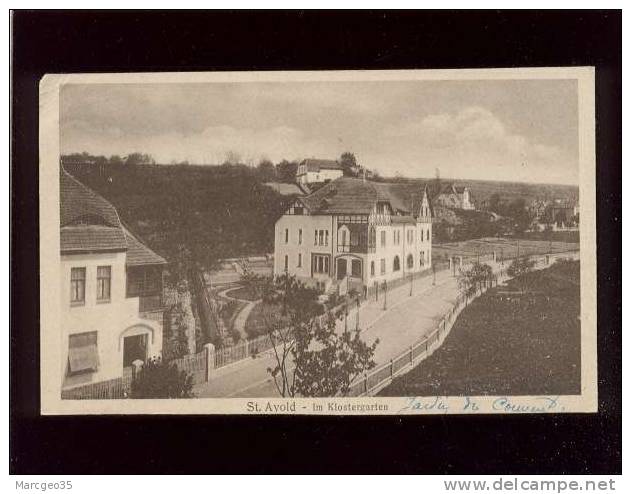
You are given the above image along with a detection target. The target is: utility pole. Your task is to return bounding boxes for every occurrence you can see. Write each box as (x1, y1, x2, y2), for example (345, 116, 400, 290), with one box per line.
(383, 281, 387, 311)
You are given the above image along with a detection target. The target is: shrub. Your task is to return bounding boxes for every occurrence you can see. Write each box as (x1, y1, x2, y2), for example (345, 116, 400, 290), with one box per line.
(130, 357, 195, 399)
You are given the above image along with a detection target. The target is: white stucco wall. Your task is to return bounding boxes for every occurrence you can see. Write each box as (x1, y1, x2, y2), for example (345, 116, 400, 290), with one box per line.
(297, 169, 343, 184)
(274, 207, 432, 291)
(365, 221, 432, 285)
(274, 214, 335, 287)
(461, 189, 475, 210)
(319, 169, 343, 182)
(60, 251, 162, 389)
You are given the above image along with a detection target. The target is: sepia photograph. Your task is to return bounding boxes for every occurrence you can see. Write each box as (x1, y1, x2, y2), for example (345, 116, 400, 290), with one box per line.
(38, 68, 596, 415)
(10, 8, 621, 479)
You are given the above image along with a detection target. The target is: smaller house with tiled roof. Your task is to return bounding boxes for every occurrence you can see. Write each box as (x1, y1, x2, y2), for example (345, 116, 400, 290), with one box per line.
(433, 183, 475, 211)
(274, 177, 433, 294)
(60, 169, 167, 392)
(295, 158, 344, 185)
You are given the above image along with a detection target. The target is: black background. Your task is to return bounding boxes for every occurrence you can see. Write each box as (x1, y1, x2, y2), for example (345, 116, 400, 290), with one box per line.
(11, 10, 621, 474)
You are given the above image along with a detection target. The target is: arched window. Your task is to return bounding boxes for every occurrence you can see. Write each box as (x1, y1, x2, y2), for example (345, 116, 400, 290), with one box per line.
(407, 254, 414, 269)
(419, 251, 424, 266)
(370, 261, 375, 277)
(393, 256, 400, 272)
(421, 229, 424, 242)
(369, 226, 376, 248)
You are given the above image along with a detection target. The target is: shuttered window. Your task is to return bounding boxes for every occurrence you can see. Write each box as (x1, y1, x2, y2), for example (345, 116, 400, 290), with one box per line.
(68, 331, 99, 374)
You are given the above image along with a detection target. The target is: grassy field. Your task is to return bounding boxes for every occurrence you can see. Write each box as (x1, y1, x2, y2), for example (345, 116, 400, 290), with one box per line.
(432, 236, 579, 262)
(516, 230, 580, 244)
(379, 259, 581, 396)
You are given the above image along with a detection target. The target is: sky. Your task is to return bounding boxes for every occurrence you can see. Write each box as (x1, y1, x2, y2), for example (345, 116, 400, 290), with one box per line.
(60, 79, 579, 184)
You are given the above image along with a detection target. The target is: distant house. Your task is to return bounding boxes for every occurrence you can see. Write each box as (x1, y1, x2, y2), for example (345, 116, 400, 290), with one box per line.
(295, 158, 344, 185)
(274, 177, 433, 295)
(433, 183, 475, 211)
(529, 199, 549, 220)
(60, 169, 167, 392)
(547, 199, 579, 227)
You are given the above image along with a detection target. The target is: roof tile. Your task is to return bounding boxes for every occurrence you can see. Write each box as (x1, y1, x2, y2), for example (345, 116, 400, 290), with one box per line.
(300, 177, 430, 216)
(60, 169, 166, 266)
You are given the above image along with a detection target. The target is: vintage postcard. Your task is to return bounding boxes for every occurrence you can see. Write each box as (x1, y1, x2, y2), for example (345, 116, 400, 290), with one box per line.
(39, 67, 596, 415)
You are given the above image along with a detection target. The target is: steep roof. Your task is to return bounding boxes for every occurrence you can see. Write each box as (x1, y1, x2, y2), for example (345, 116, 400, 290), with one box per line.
(300, 177, 430, 216)
(299, 158, 343, 173)
(263, 182, 304, 196)
(439, 183, 457, 195)
(123, 227, 167, 266)
(60, 170, 127, 253)
(60, 225, 127, 253)
(60, 169, 122, 228)
(439, 183, 468, 195)
(391, 215, 417, 224)
(60, 169, 166, 265)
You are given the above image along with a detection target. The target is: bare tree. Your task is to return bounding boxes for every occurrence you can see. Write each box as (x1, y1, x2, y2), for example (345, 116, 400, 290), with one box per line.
(262, 274, 378, 397)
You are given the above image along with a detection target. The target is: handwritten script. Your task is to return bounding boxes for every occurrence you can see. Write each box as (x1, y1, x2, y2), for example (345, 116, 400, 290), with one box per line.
(398, 396, 563, 413)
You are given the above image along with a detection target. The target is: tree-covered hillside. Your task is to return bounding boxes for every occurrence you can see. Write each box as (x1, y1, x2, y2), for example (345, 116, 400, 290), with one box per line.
(64, 162, 291, 280)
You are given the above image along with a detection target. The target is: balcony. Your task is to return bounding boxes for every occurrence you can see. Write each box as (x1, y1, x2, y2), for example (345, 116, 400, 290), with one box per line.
(337, 243, 372, 254)
(369, 213, 391, 225)
(139, 293, 164, 313)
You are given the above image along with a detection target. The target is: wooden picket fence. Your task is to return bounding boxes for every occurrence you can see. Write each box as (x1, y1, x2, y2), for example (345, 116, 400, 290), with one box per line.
(344, 250, 580, 397)
(171, 350, 208, 384)
(61, 351, 209, 400)
(211, 328, 292, 368)
(61, 371, 134, 400)
(345, 274, 504, 397)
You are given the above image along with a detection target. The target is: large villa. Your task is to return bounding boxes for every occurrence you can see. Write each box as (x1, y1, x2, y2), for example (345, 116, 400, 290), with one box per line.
(273, 177, 433, 294)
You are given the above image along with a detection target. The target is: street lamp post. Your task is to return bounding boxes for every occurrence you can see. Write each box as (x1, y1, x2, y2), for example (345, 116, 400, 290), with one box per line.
(383, 281, 387, 311)
(432, 262, 436, 286)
